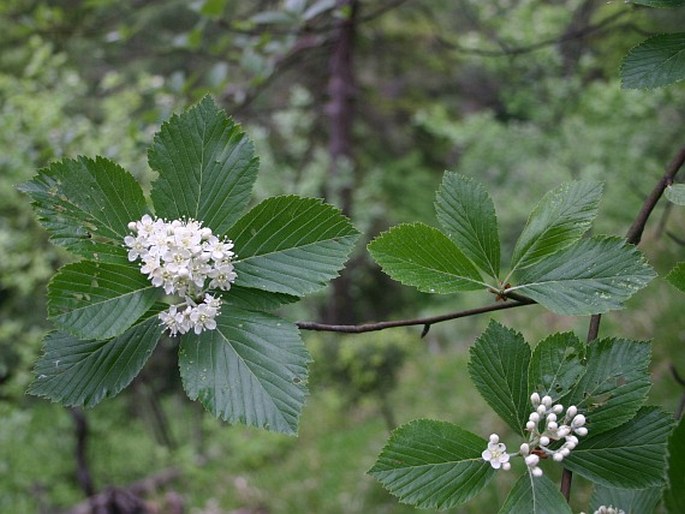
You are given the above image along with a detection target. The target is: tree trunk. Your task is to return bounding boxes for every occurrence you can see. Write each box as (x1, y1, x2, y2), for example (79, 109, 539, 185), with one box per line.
(70, 408, 96, 498)
(324, 0, 359, 323)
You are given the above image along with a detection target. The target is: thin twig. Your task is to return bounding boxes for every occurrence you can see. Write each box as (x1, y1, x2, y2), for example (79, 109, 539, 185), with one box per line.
(296, 297, 534, 334)
(435, 10, 630, 58)
(672, 365, 685, 420)
(626, 144, 685, 245)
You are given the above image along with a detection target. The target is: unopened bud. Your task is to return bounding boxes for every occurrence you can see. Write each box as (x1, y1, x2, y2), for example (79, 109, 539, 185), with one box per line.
(530, 392, 541, 406)
(525, 455, 540, 467)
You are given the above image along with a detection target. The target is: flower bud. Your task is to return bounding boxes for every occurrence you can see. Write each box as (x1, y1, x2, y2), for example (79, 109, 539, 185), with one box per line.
(572, 414, 586, 427)
(541, 395, 552, 407)
(489, 433, 499, 444)
(525, 455, 540, 467)
(532, 467, 543, 477)
(575, 427, 588, 437)
(553, 452, 564, 462)
(530, 392, 541, 406)
(540, 436, 550, 446)
(519, 443, 530, 456)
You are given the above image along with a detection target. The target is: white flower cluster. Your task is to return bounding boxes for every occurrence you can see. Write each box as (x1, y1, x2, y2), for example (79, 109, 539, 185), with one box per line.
(580, 506, 625, 514)
(124, 215, 237, 335)
(481, 392, 588, 475)
(521, 392, 588, 476)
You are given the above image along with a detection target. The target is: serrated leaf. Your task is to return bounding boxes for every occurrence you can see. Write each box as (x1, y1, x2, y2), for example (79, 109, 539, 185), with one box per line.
(509, 181, 603, 274)
(564, 407, 674, 489)
(48, 259, 160, 340)
(497, 473, 572, 514)
(17, 156, 147, 262)
(149, 96, 258, 235)
(567, 338, 651, 435)
(178, 307, 309, 435)
(435, 171, 500, 279)
(368, 223, 485, 294)
(368, 419, 494, 510)
(590, 485, 661, 514)
(28, 315, 162, 407)
(665, 184, 685, 205)
(528, 332, 585, 402)
(227, 196, 359, 296)
(667, 262, 685, 293)
(221, 286, 299, 311)
(621, 33, 685, 89)
(468, 321, 530, 435)
(665, 415, 685, 513)
(510, 237, 656, 316)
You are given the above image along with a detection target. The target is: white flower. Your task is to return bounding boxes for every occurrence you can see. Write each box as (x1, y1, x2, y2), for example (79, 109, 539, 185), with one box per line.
(125, 216, 237, 336)
(482, 434, 511, 470)
(592, 506, 625, 514)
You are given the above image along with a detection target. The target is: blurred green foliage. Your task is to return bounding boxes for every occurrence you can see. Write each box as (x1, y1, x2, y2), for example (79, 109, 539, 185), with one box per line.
(1, 0, 684, 512)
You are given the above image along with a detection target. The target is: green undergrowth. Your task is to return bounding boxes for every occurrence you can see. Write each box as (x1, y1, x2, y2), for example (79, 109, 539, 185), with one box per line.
(2, 297, 682, 513)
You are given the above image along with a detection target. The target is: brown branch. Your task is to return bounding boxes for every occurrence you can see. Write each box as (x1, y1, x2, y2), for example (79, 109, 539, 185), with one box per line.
(435, 10, 630, 58)
(626, 144, 685, 245)
(296, 297, 535, 334)
(66, 468, 181, 514)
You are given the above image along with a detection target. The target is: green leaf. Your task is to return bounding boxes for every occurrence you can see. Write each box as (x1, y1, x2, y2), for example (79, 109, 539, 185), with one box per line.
(629, 0, 685, 6)
(568, 338, 651, 435)
(28, 315, 162, 407)
(221, 286, 299, 311)
(665, 184, 685, 205)
(528, 332, 585, 402)
(509, 181, 603, 274)
(179, 307, 310, 435)
(665, 415, 685, 513)
(468, 321, 531, 435)
(621, 33, 685, 89)
(667, 262, 685, 293)
(149, 96, 259, 235)
(48, 259, 160, 340)
(200, 0, 227, 17)
(17, 156, 147, 262)
(564, 407, 674, 488)
(435, 172, 500, 279)
(510, 237, 656, 316)
(368, 223, 485, 294)
(228, 196, 359, 296)
(368, 419, 494, 510)
(590, 485, 662, 514)
(498, 473, 572, 514)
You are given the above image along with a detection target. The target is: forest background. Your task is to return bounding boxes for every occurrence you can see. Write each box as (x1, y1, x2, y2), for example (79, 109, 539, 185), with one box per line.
(1, 0, 684, 513)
